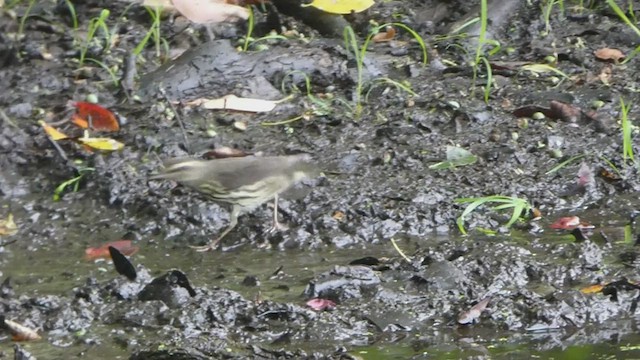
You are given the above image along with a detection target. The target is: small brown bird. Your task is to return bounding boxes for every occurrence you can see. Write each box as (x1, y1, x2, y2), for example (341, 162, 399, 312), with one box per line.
(151, 154, 315, 251)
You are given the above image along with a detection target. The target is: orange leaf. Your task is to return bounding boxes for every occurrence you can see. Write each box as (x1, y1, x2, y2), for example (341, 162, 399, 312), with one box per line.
(85, 240, 139, 260)
(71, 102, 120, 132)
(372, 26, 396, 43)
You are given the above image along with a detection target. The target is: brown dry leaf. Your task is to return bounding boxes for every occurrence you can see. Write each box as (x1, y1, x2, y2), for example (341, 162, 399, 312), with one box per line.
(549, 100, 582, 122)
(594, 48, 625, 62)
(0, 214, 17, 236)
(372, 26, 396, 43)
(171, 0, 248, 24)
(3, 319, 41, 341)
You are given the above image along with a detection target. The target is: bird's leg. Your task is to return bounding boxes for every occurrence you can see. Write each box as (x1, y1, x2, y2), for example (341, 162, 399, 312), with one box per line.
(268, 194, 288, 233)
(191, 206, 240, 252)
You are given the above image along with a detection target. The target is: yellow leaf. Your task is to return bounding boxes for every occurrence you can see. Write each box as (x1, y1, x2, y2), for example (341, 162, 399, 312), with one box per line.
(0, 213, 18, 236)
(77, 137, 124, 151)
(302, 0, 374, 14)
(39, 121, 69, 141)
(580, 284, 604, 294)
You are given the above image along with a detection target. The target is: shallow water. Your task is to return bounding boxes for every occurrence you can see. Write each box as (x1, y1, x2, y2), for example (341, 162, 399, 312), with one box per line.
(3, 236, 640, 359)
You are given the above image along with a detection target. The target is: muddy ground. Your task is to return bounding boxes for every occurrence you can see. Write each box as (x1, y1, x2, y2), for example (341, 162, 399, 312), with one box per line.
(1, 0, 640, 358)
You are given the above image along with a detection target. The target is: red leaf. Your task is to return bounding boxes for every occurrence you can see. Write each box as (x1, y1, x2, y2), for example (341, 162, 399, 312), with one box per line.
(85, 240, 139, 260)
(71, 102, 120, 132)
(550, 216, 580, 229)
(549, 216, 593, 230)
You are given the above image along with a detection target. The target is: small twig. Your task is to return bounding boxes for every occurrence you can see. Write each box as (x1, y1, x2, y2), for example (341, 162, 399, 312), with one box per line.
(390, 238, 412, 263)
(45, 134, 70, 163)
(120, 53, 137, 102)
(160, 87, 191, 154)
(0, 238, 19, 247)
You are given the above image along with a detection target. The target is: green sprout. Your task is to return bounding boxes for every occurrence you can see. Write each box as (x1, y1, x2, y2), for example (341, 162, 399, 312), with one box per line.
(545, 154, 587, 174)
(541, 0, 560, 36)
(606, 0, 640, 63)
(53, 166, 96, 201)
(472, 0, 501, 103)
(135, 5, 168, 58)
(456, 195, 531, 235)
(343, 23, 427, 118)
(240, 7, 287, 52)
(63, 0, 79, 45)
(17, 0, 37, 43)
(84, 58, 119, 86)
(619, 97, 635, 164)
(78, 9, 111, 68)
(278, 70, 343, 119)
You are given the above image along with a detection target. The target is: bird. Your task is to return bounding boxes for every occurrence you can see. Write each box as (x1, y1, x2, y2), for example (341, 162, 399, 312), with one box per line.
(150, 153, 315, 251)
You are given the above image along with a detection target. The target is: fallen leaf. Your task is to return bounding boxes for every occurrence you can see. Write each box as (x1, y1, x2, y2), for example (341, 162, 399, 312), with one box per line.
(458, 297, 491, 325)
(598, 167, 622, 183)
(171, 0, 249, 24)
(594, 48, 625, 62)
(1, 317, 41, 341)
(549, 216, 593, 230)
(71, 102, 120, 132)
(301, 0, 374, 14)
(549, 100, 582, 122)
(39, 121, 69, 141)
(372, 26, 395, 42)
(0, 214, 18, 236)
(580, 284, 604, 294)
(306, 298, 336, 311)
(189, 94, 280, 112)
(77, 136, 124, 151)
(85, 240, 139, 260)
